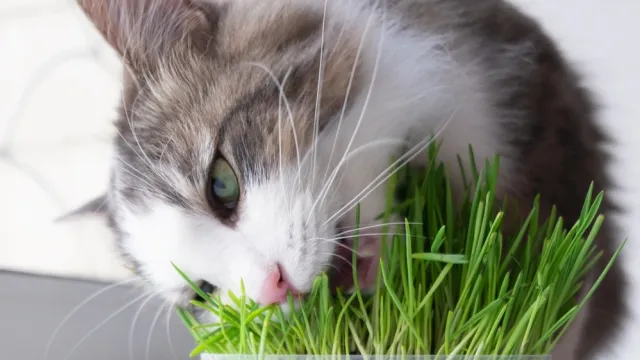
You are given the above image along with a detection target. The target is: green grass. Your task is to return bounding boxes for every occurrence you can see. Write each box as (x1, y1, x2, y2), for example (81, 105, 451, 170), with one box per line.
(175, 144, 623, 357)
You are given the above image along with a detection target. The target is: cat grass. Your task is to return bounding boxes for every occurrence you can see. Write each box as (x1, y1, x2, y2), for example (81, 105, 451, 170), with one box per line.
(174, 143, 623, 358)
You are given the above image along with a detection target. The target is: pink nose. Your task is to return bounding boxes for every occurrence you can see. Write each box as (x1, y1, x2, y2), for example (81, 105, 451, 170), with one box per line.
(257, 264, 300, 305)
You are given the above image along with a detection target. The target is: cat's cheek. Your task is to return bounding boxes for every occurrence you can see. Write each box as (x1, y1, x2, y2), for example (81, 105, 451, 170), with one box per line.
(115, 201, 224, 297)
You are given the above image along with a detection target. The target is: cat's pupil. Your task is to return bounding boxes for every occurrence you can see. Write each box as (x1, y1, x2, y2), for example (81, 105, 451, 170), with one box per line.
(214, 180, 227, 192)
(209, 157, 239, 210)
(213, 177, 234, 199)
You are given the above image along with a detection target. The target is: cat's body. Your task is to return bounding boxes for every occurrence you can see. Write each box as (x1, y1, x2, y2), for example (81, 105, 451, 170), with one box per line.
(72, 0, 626, 358)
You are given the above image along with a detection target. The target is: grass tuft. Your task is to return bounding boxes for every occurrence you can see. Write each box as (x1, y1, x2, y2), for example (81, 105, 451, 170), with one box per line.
(176, 144, 623, 357)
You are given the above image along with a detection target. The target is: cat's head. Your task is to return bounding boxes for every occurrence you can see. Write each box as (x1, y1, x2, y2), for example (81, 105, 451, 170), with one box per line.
(71, 0, 388, 312)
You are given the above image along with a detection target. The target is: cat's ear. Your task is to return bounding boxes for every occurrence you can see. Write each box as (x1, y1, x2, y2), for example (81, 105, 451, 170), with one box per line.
(55, 194, 109, 222)
(77, 0, 221, 75)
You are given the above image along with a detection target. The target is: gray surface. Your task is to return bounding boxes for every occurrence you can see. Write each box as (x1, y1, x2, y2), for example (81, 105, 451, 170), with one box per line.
(0, 271, 195, 360)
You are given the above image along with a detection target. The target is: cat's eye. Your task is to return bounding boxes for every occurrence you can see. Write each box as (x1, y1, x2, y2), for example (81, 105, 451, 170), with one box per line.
(209, 157, 240, 211)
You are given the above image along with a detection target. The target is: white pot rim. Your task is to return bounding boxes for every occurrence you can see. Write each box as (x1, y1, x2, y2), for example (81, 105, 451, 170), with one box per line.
(200, 355, 551, 360)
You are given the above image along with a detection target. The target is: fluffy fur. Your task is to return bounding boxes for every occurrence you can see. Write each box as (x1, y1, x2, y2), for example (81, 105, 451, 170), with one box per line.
(71, 0, 626, 359)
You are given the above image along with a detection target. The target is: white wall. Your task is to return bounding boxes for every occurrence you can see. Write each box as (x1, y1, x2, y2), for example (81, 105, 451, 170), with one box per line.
(0, 0, 638, 358)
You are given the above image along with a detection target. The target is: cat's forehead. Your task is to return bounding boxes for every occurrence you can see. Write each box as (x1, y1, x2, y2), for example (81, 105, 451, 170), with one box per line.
(112, 0, 362, 210)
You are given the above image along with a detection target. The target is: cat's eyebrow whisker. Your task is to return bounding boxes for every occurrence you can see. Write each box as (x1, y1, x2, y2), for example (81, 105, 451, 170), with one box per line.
(329, 0, 387, 194)
(112, 131, 169, 189)
(321, 2, 376, 186)
(245, 61, 302, 183)
(322, 102, 460, 228)
(310, 0, 329, 193)
(129, 293, 159, 360)
(114, 154, 167, 196)
(157, 134, 175, 164)
(122, 185, 164, 198)
(277, 94, 290, 211)
(281, 67, 305, 194)
(120, 76, 165, 185)
(114, 57, 186, 193)
(246, 61, 296, 210)
(298, 16, 350, 174)
(43, 277, 139, 360)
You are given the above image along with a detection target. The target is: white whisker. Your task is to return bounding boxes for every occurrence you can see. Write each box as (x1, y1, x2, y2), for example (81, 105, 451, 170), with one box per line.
(333, 0, 386, 186)
(321, 2, 376, 185)
(145, 301, 168, 360)
(43, 277, 138, 360)
(310, 0, 329, 193)
(165, 303, 180, 360)
(333, 222, 421, 236)
(323, 102, 460, 228)
(308, 138, 405, 223)
(129, 292, 159, 360)
(62, 291, 151, 360)
(314, 232, 425, 243)
(245, 62, 301, 182)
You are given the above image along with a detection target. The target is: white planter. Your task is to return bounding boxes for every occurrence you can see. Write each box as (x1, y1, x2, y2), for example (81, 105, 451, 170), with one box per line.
(201, 355, 551, 360)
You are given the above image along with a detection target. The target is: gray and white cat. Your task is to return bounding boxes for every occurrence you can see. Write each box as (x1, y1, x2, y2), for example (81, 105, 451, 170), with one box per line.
(68, 0, 626, 358)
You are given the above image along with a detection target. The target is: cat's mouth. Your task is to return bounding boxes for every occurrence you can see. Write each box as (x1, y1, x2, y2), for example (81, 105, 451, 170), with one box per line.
(327, 235, 380, 293)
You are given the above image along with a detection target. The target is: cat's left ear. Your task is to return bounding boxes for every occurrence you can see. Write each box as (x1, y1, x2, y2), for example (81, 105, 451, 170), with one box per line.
(55, 194, 109, 222)
(76, 0, 222, 76)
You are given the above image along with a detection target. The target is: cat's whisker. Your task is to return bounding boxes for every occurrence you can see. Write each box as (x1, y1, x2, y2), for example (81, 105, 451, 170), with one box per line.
(247, 61, 297, 209)
(120, 75, 165, 185)
(277, 77, 290, 211)
(298, 15, 350, 178)
(321, 2, 376, 186)
(325, 252, 352, 268)
(61, 291, 151, 360)
(164, 303, 180, 360)
(317, 256, 341, 273)
(322, 104, 459, 228)
(245, 62, 302, 183)
(313, 237, 358, 250)
(279, 74, 298, 211)
(112, 134, 168, 192)
(145, 301, 168, 360)
(312, 232, 424, 258)
(310, 0, 329, 193)
(43, 277, 139, 360)
(157, 134, 175, 164)
(317, 232, 425, 244)
(113, 129, 174, 191)
(114, 157, 166, 197)
(318, 0, 394, 224)
(331, 222, 422, 236)
(308, 138, 405, 223)
(129, 292, 159, 360)
(280, 66, 305, 194)
(121, 185, 165, 198)
(316, 8, 388, 219)
(331, 0, 387, 188)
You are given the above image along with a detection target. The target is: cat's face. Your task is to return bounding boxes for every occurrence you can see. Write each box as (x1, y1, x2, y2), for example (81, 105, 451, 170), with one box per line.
(78, 0, 377, 311)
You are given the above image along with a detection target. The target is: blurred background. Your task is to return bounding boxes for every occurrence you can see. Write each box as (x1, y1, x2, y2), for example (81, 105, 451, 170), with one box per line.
(0, 0, 639, 359)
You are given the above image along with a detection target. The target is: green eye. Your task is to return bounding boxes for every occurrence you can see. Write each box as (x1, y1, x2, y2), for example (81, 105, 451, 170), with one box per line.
(209, 157, 239, 210)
